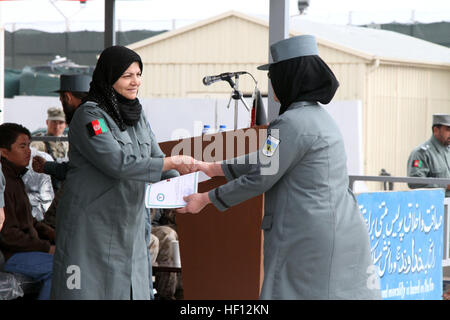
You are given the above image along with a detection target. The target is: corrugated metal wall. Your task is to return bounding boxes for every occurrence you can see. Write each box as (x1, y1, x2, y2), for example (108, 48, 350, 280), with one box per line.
(366, 65, 450, 190)
(135, 16, 270, 98)
(134, 17, 371, 99)
(131, 13, 450, 191)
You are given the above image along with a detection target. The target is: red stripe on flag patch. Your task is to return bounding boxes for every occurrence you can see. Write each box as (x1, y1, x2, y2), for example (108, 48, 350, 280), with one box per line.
(86, 118, 108, 137)
(91, 119, 102, 135)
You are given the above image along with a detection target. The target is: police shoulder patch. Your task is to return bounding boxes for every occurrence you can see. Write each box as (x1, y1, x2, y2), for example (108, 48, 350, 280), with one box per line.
(262, 135, 280, 157)
(412, 160, 422, 168)
(86, 118, 109, 137)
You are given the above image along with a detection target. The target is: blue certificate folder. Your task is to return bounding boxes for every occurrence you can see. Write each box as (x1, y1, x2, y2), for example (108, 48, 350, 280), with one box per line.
(356, 189, 444, 300)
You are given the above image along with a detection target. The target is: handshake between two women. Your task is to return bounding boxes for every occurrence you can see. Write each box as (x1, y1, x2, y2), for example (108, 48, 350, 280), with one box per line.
(163, 155, 222, 214)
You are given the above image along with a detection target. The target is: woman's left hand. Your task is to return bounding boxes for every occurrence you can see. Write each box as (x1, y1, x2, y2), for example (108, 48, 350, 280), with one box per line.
(176, 192, 210, 214)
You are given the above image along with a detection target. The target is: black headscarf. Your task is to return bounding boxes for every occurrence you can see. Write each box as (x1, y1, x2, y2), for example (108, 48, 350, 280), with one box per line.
(269, 55, 339, 115)
(84, 46, 144, 131)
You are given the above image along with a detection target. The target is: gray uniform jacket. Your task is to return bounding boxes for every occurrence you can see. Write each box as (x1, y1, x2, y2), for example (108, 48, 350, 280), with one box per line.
(209, 101, 380, 300)
(51, 102, 167, 300)
(407, 135, 450, 197)
(0, 161, 4, 207)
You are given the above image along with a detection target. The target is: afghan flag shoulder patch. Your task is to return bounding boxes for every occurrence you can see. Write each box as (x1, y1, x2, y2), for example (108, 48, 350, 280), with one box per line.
(412, 160, 422, 168)
(87, 118, 109, 137)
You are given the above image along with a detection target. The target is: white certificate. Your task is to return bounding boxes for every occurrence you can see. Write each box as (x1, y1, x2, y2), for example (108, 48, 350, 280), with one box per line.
(145, 172, 199, 208)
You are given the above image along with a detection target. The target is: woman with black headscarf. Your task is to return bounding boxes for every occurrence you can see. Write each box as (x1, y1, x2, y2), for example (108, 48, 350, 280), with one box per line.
(50, 46, 196, 300)
(179, 35, 381, 299)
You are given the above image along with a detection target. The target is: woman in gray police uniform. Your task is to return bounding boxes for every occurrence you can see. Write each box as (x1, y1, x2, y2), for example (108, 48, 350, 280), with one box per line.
(179, 35, 381, 299)
(51, 46, 195, 299)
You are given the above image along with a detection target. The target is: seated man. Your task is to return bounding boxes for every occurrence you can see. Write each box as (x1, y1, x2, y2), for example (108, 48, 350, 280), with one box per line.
(149, 208, 183, 300)
(30, 107, 68, 194)
(30, 107, 68, 162)
(22, 147, 54, 222)
(0, 123, 55, 300)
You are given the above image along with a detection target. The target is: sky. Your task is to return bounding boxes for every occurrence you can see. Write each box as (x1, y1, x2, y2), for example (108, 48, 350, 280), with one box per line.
(0, 0, 449, 32)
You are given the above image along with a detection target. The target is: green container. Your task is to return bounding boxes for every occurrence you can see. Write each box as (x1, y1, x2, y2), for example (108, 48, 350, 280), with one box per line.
(4, 68, 21, 98)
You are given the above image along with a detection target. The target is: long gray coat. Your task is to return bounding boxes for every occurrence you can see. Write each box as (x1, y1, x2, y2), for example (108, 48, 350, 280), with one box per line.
(51, 102, 166, 300)
(209, 101, 381, 300)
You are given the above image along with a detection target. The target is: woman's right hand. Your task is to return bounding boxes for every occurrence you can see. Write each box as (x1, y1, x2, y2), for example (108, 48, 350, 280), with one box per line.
(164, 155, 199, 175)
(163, 156, 225, 177)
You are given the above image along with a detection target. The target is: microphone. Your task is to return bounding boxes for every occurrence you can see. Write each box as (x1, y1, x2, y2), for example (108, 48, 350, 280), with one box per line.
(202, 71, 247, 86)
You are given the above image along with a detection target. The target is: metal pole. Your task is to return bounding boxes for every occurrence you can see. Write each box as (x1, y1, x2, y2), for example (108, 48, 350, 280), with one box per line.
(234, 76, 239, 130)
(267, 0, 289, 122)
(104, 0, 116, 48)
(348, 175, 450, 191)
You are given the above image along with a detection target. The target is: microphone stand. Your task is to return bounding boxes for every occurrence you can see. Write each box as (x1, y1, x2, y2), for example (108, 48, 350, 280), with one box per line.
(224, 74, 250, 130)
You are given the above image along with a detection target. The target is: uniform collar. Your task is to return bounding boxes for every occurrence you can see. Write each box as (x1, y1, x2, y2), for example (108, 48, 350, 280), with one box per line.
(286, 101, 319, 111)
(430, 135, 449, 153)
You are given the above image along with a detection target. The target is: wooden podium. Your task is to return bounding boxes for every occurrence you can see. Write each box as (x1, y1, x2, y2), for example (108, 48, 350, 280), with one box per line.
(159, 126, 267, 300)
